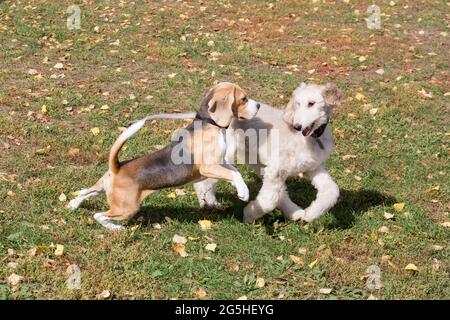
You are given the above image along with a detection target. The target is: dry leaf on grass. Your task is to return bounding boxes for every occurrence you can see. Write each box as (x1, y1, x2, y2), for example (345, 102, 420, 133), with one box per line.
(90, 127, 100, 136)
(289, 255, 304, 265)
(98, 290, 111, 299)
(404, 263, 418, 272)
(198, 219, 212, 231)
(173, 244, 188, 257)
(175, 188, 186, 196)
(7, 273, 24, 286)
(205, 243, 217, 252)
(319, 288, 332, 294)
(167, 192, 176, 199)
(418, 88, 433, 99)
(172, 234, 187, 244)
(393, 203, 405, 212)
(195, 288, 207, 298)
(68, 148, 80, 156)
(54, 244, 64, 256)
(355, 93, 366, 101)
(308, 259, 318, 268)
(256, 277, 265, 288)
(383, 212, 394, 220)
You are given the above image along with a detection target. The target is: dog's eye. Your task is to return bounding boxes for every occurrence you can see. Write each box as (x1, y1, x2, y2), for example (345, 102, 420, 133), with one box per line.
(308, 101, 315, 107)
(242, 97, 248, 103)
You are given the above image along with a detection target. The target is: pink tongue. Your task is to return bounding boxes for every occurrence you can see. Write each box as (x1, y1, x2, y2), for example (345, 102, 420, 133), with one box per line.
(302, 127, 311, 136)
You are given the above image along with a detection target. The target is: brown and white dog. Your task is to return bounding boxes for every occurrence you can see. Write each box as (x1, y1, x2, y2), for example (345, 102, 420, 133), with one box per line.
(68, 82, 260, 230)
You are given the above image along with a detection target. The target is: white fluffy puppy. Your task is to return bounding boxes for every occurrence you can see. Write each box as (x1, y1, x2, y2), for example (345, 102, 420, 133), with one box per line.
(194, 82, 342, 223)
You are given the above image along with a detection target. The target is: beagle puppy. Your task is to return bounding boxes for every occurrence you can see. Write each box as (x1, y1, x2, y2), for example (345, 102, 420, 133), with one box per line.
(68, 82, 261, 230)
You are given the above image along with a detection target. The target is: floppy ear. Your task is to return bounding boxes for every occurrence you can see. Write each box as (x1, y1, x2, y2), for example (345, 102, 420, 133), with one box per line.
(322, 83, 342, 106)
(208, 91, 235, 127)
(282, 97, 295, 126)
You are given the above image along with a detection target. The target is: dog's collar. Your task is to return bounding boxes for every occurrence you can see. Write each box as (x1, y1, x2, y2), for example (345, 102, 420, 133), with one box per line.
(311, 121, 329, 150)
(195, 113, 229, 129)
(311, 122, 328, 138)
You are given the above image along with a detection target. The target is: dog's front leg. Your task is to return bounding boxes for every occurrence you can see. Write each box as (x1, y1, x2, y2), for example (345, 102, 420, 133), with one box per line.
(278, 185, 305, 221)
(199, 164, 249, 202)
(303, 165, 340, 222)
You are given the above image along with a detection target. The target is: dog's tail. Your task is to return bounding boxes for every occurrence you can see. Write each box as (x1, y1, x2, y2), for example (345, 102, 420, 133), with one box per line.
(108, 112, 197, 174)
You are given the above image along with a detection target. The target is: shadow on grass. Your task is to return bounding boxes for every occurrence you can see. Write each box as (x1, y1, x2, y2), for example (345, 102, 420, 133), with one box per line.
(134, 176, 396, 230)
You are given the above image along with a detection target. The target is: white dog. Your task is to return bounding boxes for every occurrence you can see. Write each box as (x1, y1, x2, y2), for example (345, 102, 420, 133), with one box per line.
(193, 82, 342, 223)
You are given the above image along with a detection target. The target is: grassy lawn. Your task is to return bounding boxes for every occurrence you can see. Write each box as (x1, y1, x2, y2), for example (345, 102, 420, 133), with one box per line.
(0, 0, 448, 300)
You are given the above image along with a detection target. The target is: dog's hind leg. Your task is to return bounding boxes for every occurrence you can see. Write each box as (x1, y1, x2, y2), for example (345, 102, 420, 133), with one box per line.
(68, 171, 110, 209)
(93, 211, 125, 231)
(278, 185, 305, 221)
(193, 179, 222, 209)
(302, 165, 339, 222)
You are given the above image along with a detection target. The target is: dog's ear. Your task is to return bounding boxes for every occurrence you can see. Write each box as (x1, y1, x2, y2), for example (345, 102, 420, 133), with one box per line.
(322, 83, 342, 106)
(282, 97, 295, 126)
(208, 91, 234, 127)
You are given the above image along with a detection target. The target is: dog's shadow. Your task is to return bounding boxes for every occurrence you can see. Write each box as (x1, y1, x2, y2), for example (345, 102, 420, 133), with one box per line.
(133, 176, 395, 230)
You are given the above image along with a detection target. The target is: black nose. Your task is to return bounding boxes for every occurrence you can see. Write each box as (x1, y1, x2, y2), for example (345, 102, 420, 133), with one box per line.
(256, 103, 261, 110)
(293, 124, 302, 131)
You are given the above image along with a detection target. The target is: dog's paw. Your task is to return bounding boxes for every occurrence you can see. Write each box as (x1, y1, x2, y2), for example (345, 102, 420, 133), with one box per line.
(236, 184, 249, 202)
(68, 198, 81, 210)
(94, 213, 125, 231)
(243, 201, 262, 223)
(285, 209, 305, 221)
(206, 202, 224, 211)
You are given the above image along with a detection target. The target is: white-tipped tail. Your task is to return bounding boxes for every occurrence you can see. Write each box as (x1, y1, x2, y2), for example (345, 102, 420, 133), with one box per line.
(108, 112, 198, 174)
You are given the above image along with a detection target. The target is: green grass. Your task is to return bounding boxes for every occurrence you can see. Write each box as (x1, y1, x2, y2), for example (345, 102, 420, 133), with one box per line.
(0, 0, 448, 300)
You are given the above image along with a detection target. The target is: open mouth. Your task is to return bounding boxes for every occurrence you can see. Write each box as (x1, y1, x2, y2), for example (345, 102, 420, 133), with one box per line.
(301, 122, 315, 136)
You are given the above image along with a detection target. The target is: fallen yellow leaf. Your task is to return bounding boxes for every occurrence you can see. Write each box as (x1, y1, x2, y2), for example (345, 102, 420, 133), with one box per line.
(198, 219, 212, 231)
(393, 203, 405, 212)
(54, 244, 64, 256)
(167, 192, 176, 199)
(58, 193, 67, 202)
(41, 105, 48, 114)
(355, 93, 366, 101)
(256, 277, 265, 288)
(289, 255, 304, 265)
(90, 127, 100, 136)
(308, 259, 318, 268)
(404, 263, 418, 272)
